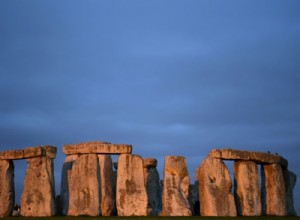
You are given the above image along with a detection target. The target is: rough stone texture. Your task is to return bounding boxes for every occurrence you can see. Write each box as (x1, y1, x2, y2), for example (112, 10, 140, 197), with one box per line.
(116, 154, 148, 216)
(98, 155, 115, 216)
(68, 154, 101, 216)
(20, 156, 56, 216)
(60, 155, 79, 215)
(197, 157, 236, 216)
(0, 146, 57, 160)
(188, 184, 199, 215)
(143, 158, 162, 216)
(234, 160, 261, 216)
(0, 160, 14, 217)
(209, 148, 288, 167)
(261, 163, 287, 216)
(283, 168, 297, 216)
(63, 141, 132, 155)
(162, 156, 191, 216)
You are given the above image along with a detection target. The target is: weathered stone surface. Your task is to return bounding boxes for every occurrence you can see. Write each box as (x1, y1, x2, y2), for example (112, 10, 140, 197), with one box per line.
(60, 155, 79, 215)
(283, 168, 297, 216)
(0, 160, 14, 217)
(209, 149, 288, 167)
(234, 160, 261, 216)
(98, 155, 115, 216)
(197, 157, 236, 216)
(20, 156, 56, 216)
(68, 154, 101, 216)
(261, 163, 287, 216)
(63, 141, 132, 155)
(162, 156, 191, 216)
(143, 158, 161, 216)
(0, 146, 57, 160)
(116, 154, 148, 216)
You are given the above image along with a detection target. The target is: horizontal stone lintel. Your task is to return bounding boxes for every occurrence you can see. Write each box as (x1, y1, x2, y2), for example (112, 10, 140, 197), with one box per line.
(208, 148, 288, 167)
(0, 146, 57, 160)
(63, 141, 132, 155)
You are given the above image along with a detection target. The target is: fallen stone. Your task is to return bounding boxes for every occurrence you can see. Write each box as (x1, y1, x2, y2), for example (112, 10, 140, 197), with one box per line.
(197, 157, 236, 216)
(68, 154, 101, 216)
(234, 160, 261, 216)
(116, 154, 148, 216)
(0, 146, 57, 160)
(143, 158, 161, 216)
(98, 155, 115, 216)
(60, 155, 79, 215)
(162, 156, 191, 216)
(20, 156, 56, 216)
(63, 141, 132, 155)
(209, 148, 288, 167)
(283, 168, 297, 216)
(0, 160, 14, 217)
(261, 163, 287, 216)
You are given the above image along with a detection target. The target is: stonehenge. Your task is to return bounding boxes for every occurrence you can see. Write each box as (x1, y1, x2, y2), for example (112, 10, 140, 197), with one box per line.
(0, 143, 298, 217)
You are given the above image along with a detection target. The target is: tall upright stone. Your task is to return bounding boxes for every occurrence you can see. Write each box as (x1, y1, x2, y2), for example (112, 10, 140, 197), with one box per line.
(143, 158, 162, 216)
(283, 168, 297, 216)
(60, 154, 78, 215)
(261, 163, 287, 216)
(116, 154, 148, 216)
(98, 155, 115, 216)
(162, 156, 191, 216)
(21, 156, 56, 216)
(197, 157, 236, 216)
(234, 160, 261, 216)
(0, 160, 14, 217)
(68, 154, 101, 216)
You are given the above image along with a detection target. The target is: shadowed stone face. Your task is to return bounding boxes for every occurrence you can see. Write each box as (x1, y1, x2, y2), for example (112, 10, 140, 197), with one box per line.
(0, 160, 14, 217)
(197, 157, 236, 216)
(234, 160, 261, 216)
(283, 168, 297, 216)
(143, 158, 162, 216)
(116, 154, 148, 216)
(162, 156, 191, 216)
(261, 163, 287, 216)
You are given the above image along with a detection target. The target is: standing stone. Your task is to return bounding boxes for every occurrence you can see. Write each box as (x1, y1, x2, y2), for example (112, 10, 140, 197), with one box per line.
(68, 154, 101, 216)
(60, 154, 78, 215)
(162, 156, 191, 216)
(283, 168, 297, 216)
(98, 155, 115, 216)
(234, 160, 261, 216)
(197, 157, 236, 216)
(261, 163, 287, 216)
(116, 154, 148, 216)
(143, 158, 162, 216)
(0, 160, 14, 217)
(21, 156, 56, 216)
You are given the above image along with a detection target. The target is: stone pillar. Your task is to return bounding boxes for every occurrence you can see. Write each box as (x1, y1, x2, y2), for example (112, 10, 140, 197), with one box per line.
(197, 157, 236, 216)
(21, 156, 56, 216)
(98, 155, 115, 216)
(234, 160, 261, 216)
(283, 168, 297, 216)
(261, 163, 287, 216)
(116, 154, 148, 216)
(143, 158, 162, 216)
(162, 156, 191, 216)
(0, 160, 14, 217)
(68, 154, 101, 216)
(60, 154, 78, 215)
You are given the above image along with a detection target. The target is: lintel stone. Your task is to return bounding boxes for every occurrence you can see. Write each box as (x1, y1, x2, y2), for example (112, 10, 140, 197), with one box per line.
(208, 148, 288, 167)
(0, 146, 57, 160)
(63, 141, 132, 155)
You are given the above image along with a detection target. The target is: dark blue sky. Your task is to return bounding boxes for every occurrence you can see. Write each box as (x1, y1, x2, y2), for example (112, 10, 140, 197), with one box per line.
(1, 0, 300, 214)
